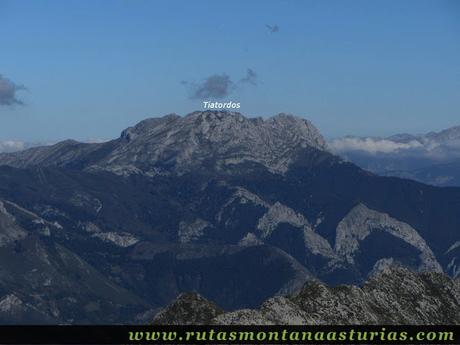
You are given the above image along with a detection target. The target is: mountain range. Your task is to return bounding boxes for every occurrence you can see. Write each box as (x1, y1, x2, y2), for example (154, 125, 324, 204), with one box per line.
(0, 111, 459, 323)
(330, 125, 460, 186)
(4, 121, 460, 187)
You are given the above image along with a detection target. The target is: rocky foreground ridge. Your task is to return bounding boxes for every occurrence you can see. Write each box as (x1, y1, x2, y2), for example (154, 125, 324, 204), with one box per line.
(154, 266, 460, 325)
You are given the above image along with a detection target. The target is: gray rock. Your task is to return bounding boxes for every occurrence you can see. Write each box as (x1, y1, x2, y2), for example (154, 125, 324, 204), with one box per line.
(153, 293, 223, 325)
(0, 111, 326, 176)
(156, 266, 460, 325)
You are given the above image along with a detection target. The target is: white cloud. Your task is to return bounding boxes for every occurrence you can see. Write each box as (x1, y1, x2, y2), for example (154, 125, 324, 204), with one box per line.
(328, 137, 423, 154)
(0, 140, 27, 153)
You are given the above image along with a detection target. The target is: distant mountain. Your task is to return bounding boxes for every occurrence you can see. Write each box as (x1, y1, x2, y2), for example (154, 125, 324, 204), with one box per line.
(386, 161, 460, 187)
(0, 139, 108, 154)
(329, 125, 460, 186)
(0, 111, 459, 323)
(153, 266, 460, 325)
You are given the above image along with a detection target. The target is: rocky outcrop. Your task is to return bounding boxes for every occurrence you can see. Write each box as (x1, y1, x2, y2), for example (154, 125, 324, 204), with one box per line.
(153, 293, 223, 325)
(335, 203, 443, 273)
(154, 266, 460, 325)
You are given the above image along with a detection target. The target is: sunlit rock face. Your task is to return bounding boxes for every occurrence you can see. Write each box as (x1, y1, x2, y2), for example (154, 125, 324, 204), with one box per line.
(0, 111, 326, 176)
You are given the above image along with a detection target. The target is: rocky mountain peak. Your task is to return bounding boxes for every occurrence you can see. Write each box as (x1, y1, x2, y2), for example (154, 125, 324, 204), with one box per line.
(103, 111, 327, 175)
(120, 111, 325, 148)
(0, 111, 327, 176)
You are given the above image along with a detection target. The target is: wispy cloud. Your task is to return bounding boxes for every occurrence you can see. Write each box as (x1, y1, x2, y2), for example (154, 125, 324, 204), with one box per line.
(0, 74, 26, 106)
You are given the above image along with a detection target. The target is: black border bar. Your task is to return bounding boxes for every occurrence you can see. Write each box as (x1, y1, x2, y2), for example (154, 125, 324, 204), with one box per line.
(0, 325, 458, 344)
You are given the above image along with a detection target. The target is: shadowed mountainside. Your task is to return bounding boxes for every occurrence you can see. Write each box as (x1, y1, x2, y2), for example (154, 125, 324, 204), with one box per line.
(0, 111, 459, 323)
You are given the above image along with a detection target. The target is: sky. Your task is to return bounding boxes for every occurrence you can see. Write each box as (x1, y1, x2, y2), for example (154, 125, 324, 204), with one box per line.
(0, 0, 459, 142)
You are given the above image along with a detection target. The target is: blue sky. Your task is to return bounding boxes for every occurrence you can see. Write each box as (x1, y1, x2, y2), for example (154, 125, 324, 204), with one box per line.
(0, 0, 459, 141)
